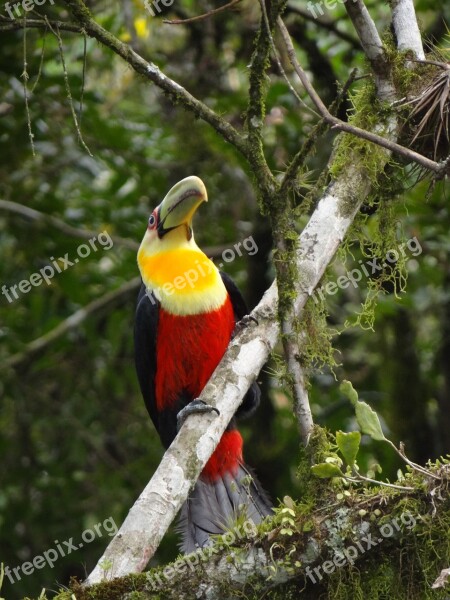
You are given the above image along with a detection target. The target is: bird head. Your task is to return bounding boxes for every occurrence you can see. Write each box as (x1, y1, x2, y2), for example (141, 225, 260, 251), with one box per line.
(140, 176, 207, 253)
(137, 176, 224, 314)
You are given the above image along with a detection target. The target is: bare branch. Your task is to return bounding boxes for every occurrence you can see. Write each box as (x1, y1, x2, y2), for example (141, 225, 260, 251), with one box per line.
(259, 0, 320, 119)
(285, 3, 360, 49)
(21, 17, 35, 156)
(391, 0, 425, 61)
(344, 0, 395, 100)
(280, 69, 359, 196)
(0, 199, 139, 250)
(0, 17, 82, 33)
(0, 199, 237, 258)
(163, 0, 242, 25)
(3, 278, 141, 371)
(258, 0, 314, 446)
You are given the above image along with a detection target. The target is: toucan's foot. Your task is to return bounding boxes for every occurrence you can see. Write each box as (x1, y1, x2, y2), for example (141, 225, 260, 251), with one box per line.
(177, 400, 220, 431)
(233, 314, 258, 338)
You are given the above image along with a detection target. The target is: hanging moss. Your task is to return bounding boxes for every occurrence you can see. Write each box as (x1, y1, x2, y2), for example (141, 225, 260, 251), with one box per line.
(297, 293, 338, 373)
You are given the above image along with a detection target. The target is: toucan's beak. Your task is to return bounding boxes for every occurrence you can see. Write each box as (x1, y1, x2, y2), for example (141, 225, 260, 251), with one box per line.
(157, 176, 207, 238)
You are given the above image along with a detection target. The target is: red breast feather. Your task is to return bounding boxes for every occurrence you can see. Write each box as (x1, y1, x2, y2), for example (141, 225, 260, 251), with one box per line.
(155, 295, 243, 482)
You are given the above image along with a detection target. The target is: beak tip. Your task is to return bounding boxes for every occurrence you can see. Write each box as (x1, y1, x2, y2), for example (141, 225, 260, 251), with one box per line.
(184, 175, 208, 202)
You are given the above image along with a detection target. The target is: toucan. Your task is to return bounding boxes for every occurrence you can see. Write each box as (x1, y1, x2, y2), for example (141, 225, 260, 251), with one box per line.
(134, 176, 272, 552)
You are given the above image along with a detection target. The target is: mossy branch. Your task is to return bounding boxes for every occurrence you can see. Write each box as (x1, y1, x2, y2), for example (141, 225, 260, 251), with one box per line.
(0, 16, 83, 34)
(57, 462, 450, 600)
(276, 17, 449, 178)
(245, 0, 282, 201)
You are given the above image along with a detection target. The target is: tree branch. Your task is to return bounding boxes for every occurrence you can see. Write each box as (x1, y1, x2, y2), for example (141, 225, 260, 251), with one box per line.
(3, 277, 141, 371)
(244, 0, 279, 198)
(391, 0, 425, 61)
(344, 0, 395, 100)
(76, 466, 449, 599)
(258, 0, 314, 445)
(2, 6, 444, 178)
(0, 199, 139, 250)
(163, 0, 242, 25)
(276, 18, 449, 178)
(0, 16, 82, 33)
(85, 108, 399, 581)
(57, 0, 249, 161)
(285, 3, 360, 49)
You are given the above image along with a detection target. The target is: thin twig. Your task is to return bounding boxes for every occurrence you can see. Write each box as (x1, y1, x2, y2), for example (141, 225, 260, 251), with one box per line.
(0, 199, 139, 250)
(3, 278, 141, 371)
(285, 3, 360, 49)
(280, 68, 359, 196)
(78, 31, 87, 127)
(163, 0, 242, 25)
(46, 19, 93, 156)
(346, 472, 415, 492)
(30, 25, 47, 94)
(21, 15, 35, 156)
(386, 439, 441, 480)
(259, 0, 320, 119)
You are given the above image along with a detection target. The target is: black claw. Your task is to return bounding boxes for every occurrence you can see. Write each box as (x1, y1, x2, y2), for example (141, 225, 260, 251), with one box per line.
(177, 399, 220, 431)
(233, 314, 259, 338)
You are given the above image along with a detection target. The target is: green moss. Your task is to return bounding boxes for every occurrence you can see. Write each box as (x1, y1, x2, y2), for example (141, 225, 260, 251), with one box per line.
(342, 192, 409, 331)
(300, 293, 338, 373)
(329, 80, 392, 190)
(44, 458, 449, 600)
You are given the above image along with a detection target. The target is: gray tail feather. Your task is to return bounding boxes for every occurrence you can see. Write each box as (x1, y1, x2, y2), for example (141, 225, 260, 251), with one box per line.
(178, 463, 272, 554)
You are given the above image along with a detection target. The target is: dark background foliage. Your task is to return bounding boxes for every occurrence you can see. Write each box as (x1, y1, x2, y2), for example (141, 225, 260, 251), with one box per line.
(0, 1, 449, 598)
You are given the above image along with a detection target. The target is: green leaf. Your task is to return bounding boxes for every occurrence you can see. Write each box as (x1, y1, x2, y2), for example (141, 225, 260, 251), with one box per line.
(311, 463, 345, 478)
(302, 520, 314, 532)
(336, 430, 361, 466)
(340, 380, 359, 406)
(355, 400, 386, 441)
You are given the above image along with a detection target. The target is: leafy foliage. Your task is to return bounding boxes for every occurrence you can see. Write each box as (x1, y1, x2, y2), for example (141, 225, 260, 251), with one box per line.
(0, 1, 449, 598)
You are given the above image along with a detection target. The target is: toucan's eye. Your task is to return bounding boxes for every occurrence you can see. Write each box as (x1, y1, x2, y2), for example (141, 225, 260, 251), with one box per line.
(148, 213, 157, 229)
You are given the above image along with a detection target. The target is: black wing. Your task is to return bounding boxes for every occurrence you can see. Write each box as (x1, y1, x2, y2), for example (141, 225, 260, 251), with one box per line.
(134, 283, 159, 432)
(220, 271, 261, 419)
(220, 271, 249, 321)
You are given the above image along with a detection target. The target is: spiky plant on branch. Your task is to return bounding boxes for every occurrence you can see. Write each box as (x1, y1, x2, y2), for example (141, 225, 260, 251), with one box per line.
(402, 59, 450, 163)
